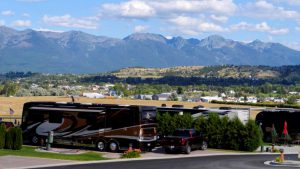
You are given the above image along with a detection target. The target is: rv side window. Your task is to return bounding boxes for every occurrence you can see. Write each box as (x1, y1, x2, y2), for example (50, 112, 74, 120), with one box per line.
(49, 112, 62, 123)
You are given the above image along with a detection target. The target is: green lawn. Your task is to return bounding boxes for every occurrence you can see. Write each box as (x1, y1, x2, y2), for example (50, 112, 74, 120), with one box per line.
(0, 146, 108, 161)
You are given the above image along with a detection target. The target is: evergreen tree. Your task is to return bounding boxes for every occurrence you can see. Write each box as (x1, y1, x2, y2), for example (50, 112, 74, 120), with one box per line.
(243, 120, 263, 151)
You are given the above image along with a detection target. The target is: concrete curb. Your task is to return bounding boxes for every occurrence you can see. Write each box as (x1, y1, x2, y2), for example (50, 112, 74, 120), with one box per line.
(13, 152, 298, 169)
(264, 160, 300, 168)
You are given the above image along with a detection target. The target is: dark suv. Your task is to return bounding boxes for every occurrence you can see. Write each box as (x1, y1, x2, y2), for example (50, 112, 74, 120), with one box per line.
(161, 129, 208, 154)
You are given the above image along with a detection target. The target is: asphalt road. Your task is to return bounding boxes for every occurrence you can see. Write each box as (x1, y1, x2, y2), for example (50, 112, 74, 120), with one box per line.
(40, 154, 298, 169)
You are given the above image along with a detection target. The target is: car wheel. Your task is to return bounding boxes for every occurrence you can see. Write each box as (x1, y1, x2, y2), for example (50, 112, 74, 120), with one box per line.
(108, 141, 119, 152)
(200, 141, 208, 150)
(95, 140, 106, 151)
(185, 144, 191, 154)
(164, 148, 171, 154)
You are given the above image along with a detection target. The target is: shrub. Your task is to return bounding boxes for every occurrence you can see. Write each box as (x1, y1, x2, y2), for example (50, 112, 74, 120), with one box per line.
(12, 127, 23, 150)
(0, 124, 6, 149)
(5, 128, 13, 149)
(121, 149, 141, 158)
(193, 116, 207, 134)
(206, 113, 223, 148)
(157, 112, 174, 136)
(243, 120, 262, 151)
(173, 113, 193, 129)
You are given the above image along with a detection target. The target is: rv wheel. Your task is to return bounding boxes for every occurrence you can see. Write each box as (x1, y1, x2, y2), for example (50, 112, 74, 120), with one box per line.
(31, 135, 39, 145)
(108, 141, 119, 152)
(96, 141, 106, 151)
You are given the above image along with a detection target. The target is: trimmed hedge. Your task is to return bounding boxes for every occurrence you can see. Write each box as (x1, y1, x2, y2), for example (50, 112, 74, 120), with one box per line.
(211, 100, 300, 109)
(12, 127, 23, 150)
(3, 126, 23, 150)
(157, 112, 262, 152)
(5, 128, 13, 149)
(0, 124, 6, 149)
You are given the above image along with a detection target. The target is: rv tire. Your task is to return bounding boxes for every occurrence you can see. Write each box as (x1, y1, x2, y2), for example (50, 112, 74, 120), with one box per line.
(108, 141, 119, 152)
(95, 140, 106, 151)
(31, 135, 40, 145)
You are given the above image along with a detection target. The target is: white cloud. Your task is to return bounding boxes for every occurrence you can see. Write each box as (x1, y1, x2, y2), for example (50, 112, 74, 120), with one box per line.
(210, 15, 228, 23)
(134, 25, 148, 32)
(22, 13, 30, 17)
(1, 10, 15, 16)
(268, 0, 300, 6)
(269, 28, 289, 35)
(255, 22, 271, 31)
(34, 28, 64, 33)
(12, 20, 31, 27)
(167, 15, 226, 35)
(230, 21, 252, 30)
(241, 1, 300, 20)
(150, 0, 237, 15)
(168, 16, 198, 27)
(295, 27, 300, 31)
(101, 0, 237, 19)
(0, 20, 5, 26)
(102, 1, 155, 18)
(198, 22, 225, 32)
(43, 14, 99, 29)
(230, 21, 289, 35)
(283, 41, 300, 51)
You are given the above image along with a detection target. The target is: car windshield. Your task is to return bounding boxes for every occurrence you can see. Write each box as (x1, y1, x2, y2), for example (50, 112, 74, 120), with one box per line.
(173, 130, 190, 137)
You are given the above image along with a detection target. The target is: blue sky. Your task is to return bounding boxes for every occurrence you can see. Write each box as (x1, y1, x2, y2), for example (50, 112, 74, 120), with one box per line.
(0, 0, 300, 50)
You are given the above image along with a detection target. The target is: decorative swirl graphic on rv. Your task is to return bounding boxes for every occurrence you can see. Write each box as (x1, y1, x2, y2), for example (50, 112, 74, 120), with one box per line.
(35, 119, 70, 136)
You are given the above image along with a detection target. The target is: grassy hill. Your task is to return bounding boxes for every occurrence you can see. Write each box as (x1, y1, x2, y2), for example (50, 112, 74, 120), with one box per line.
(111, 65, 296, 80)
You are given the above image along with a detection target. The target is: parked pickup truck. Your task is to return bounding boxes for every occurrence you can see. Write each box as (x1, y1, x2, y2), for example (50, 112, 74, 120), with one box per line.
(161, 129, 207, 154)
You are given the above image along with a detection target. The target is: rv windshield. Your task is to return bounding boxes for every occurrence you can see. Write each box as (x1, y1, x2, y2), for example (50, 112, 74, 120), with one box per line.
(141, 111, 156, 124)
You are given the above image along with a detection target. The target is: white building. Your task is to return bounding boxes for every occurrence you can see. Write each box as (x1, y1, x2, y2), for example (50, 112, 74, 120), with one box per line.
(82, 92, 104, 99)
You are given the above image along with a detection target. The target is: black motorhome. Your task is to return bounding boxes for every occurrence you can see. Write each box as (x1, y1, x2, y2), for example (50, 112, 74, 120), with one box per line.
(256, 109, 300, 142)
(21, 102, 157, 152)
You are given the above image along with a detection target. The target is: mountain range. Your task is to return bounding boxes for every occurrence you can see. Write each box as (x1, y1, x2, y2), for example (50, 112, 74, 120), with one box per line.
(0, 26, 300, 73)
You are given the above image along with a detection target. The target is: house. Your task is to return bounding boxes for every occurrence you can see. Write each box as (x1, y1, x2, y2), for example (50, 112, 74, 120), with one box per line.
(82, 92, 104, 99)
(30, 84, 39, 89)
(152, 93, 172, 101)
(91, 85, 100, 91)
(246, 97, 258, 103)
(199, 96, 223, 103)
(134, 94, 153, 100)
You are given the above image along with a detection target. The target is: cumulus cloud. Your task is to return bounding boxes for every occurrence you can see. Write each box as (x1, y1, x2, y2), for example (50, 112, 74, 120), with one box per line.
(230, 21, 289, 35)
(167, 15, 227, 35)
(0, 20, 5, 26)
(102, 1, 155, 18)
(283, 41, 300, 51)
(101, 0, 237, 19)
(43, 14, 99, 29)
(134, 25, 148, 32)
(241, 1, 300, 20)
(268, 0, 300, 6)
(149, 0, 237, 15)
(1, 10, 15, 16)
(210, 15, 228, 23)
(12, 20, 31, 27)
